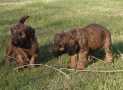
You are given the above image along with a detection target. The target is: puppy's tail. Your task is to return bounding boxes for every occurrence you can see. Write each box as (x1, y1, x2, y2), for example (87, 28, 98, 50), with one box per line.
(19, 16, 29, 24)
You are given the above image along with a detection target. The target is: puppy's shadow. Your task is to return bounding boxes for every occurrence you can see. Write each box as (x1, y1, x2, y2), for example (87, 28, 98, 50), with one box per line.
(37, 41, 123, 67)
(112, 42, 123, 54)
(88, 41, 123, 66)
(38, 43, 55, 64)
(87, 49, 105, 66)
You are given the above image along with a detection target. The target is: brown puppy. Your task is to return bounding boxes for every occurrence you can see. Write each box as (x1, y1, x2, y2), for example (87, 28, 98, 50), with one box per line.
(6, 16, 39, 66)
(53, 24, 113, 70)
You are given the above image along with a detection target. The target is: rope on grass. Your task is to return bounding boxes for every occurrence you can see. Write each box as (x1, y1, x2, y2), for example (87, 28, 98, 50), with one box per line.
(90, 56, 105, 63)
(9, 55, 123, 74)
(14, 63, 123, 75)
(14, 64, 70, 80)
(60, 68, 123, 73)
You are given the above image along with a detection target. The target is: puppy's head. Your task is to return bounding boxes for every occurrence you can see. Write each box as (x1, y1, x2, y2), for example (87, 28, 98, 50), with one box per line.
(53, 32, 67, 56)
(10, 16, 35, 46)
(53, 31, 79, 56)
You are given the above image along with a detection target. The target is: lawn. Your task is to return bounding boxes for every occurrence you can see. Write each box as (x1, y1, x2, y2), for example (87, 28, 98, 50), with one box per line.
(0, 0, 123, 90)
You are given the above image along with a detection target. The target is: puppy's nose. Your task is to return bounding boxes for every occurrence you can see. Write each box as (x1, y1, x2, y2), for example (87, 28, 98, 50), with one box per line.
(20, 33, 25, 38)
(59, 48, 64, 51)
(21, 34, 25, 38)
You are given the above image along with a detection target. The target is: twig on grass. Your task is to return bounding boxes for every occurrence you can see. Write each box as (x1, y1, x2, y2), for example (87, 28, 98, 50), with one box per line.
(9, 55, 123, 75)
(14, 64, 70, 79)
(90, 56, 105, 63)
(60, 68, 123, 73)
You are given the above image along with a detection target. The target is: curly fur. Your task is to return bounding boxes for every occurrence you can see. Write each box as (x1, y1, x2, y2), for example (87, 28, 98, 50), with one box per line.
(6, 16, 39, 66)
(53, 24, 113, 69)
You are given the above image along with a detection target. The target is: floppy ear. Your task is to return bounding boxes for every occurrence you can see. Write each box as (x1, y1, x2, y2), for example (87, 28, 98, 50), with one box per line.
(19, 16, 29, 24)
(27, 27, 35, 40)
(31, 28, 35, 39)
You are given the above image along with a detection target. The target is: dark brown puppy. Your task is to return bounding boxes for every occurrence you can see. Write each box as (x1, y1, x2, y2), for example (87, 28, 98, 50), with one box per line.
(6, 16, 39, 66)
(53, 24, 113, 70)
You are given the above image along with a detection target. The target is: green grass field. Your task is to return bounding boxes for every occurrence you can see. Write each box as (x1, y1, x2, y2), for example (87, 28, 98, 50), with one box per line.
(0, 0, 123, 90)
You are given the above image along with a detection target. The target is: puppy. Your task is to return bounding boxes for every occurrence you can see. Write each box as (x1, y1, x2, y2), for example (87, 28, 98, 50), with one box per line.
(53, 24, 113, 70)
(6, 16, 39, 66)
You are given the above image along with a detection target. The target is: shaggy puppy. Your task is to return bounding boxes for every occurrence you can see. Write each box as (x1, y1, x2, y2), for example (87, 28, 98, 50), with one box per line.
(6, 16, 39, 66)
(53, 24, 113, 70)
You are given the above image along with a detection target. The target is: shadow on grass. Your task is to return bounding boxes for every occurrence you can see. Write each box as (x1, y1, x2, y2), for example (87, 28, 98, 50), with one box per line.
(87, 41, 123, 66)
(38, 43, 55, 64)
(112, 42, 123, 54)
(38, 41, 123, 65)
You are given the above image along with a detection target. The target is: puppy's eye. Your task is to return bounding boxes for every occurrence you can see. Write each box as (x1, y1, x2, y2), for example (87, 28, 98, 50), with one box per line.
(59, 45, 61, 47)
(19, 33, 22, 36)
(59, 44, 63, 48)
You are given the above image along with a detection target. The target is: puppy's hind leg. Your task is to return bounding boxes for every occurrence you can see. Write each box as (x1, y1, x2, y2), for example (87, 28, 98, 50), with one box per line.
(104, 32, 113, 63)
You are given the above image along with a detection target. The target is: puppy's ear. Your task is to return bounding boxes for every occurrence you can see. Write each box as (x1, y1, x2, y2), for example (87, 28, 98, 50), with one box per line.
(19, 16, 29, 24)
(27, 27, 35, 40)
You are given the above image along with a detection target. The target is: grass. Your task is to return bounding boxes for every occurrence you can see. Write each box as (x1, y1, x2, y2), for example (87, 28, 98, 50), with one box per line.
(0, 0, 123, 90)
